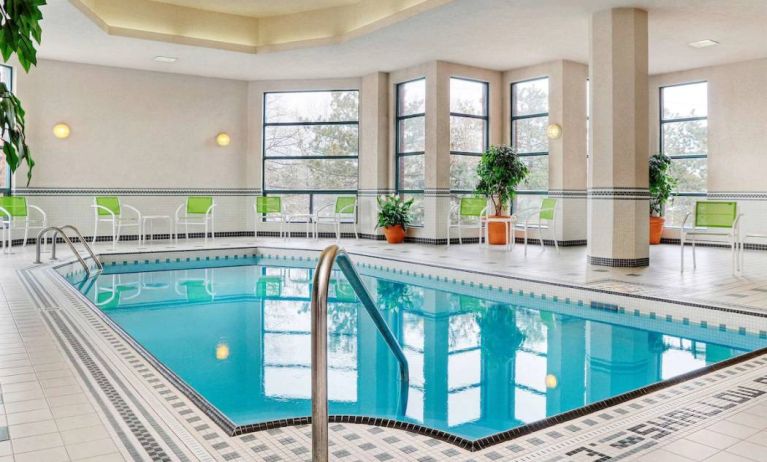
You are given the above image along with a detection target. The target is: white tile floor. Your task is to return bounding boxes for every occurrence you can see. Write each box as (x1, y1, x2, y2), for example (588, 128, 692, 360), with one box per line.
(0, 236, 766, 461)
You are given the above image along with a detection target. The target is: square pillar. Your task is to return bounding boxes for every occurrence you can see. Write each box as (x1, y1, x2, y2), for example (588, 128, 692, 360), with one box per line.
(587, 8, 650, 267)
(359, 72, 391, 238)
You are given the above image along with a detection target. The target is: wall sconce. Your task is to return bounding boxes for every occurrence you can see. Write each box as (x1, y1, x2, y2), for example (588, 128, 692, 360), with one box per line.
(215, 341, 230, 361)
(546, 123, 562, 140)
(52, 123, 71, 139)
(216, 132, 231, 147)
(545, 374, 558, 389)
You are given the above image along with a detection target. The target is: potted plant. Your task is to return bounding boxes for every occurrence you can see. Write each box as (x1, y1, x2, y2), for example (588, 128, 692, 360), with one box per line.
(475, 145, 529, 245)
(0, 0, 47, 186)
(649, 153, 677, 244)
(376, 195, 414, 244)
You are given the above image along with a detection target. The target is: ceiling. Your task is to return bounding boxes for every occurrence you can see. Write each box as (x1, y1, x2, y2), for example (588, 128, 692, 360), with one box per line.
(150, 0, 361, 17)
(34, 0, 767, 82)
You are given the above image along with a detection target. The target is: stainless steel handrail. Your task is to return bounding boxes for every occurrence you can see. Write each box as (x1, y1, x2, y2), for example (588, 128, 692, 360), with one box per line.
(58, 225, 103, 271)
(34, 225, 103, 275)
(311, 245, 409, 462)
(35, 226, 89, 274)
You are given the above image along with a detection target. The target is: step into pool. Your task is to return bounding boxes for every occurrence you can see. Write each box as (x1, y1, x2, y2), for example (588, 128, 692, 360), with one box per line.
(62, 256, 767, 442)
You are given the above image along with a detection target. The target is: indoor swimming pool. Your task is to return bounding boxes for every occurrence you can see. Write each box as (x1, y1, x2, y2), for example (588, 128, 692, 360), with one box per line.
(61, 256, 767, 442)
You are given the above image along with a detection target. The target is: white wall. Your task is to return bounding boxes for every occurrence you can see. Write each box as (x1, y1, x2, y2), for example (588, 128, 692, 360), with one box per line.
(13, 59, 252, 236)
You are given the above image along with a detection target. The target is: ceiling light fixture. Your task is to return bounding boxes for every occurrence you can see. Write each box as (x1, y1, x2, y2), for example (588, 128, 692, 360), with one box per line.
(153, 56, 178, 63)
(688, 39, 719, 49)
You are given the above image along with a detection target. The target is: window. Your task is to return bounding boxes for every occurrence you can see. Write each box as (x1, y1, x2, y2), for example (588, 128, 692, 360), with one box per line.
(0, 64, 12, 193)
(396, 79, 426, 226)
(262, 90, 359, 217)
(660, 82, 708, 227)
(511, 77, 549, 212)
(449, 78, 488, 194)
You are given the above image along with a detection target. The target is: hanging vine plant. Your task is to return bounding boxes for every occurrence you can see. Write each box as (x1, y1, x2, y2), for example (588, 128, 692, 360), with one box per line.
(0, 0, 46, 186)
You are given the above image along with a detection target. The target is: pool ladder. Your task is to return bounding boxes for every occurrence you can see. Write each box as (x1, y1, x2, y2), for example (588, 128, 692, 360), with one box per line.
(311, 245, 409, 462)
(34, 225, 103, 275)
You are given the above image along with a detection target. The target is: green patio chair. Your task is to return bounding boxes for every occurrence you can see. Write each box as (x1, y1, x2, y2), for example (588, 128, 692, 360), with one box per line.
(254, 196, 286, 239)
(447, 197, 488, 246)
(0, 196, 47, 253)
(680, 201, 741, 273)
(514, 197, 559, 255)
(92, 196, 142, 249)
(313, 196, 358, 240)
(175, 196, 215, 244)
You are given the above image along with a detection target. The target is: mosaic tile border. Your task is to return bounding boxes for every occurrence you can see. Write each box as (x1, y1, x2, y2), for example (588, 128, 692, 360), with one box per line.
(587, 188, 651, 200)
(588, 255, 650, 268)
(13, 187, 263, 196)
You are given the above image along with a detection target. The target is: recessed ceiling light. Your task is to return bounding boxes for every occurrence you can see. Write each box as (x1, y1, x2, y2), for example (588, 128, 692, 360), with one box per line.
(688, 39, 719, 49)
(153, 56, 178, 63)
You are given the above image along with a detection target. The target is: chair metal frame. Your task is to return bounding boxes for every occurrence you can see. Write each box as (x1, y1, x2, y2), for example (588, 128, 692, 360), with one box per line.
(446, 197, 488, 246)
(312, 196, 359, 240)
(92, 196, 142, 250)
(680, 201, 742, 273)
(514, 197, 559, 255)
(0, 197, 48, 253)
(174, 197, 216, 245)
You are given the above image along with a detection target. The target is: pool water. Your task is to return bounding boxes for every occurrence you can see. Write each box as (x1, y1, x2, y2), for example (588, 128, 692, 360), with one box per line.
(65, 258, 767, 441)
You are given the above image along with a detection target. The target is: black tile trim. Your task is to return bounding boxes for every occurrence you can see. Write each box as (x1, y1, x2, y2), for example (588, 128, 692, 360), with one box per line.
(588, 256, 650, 268)
(13, 187, 262, 196)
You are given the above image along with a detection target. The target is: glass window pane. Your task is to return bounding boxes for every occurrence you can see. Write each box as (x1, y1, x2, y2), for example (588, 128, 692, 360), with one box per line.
(513, 116, 549, 154)
(518, 156, 549, 191)
(514, 193, 546, 215)
(670, 157, 707, 193)
(450, 78, 486, 116)
(403, 194, 424, 227)
(450, 116, 485, 153)
(398, 155, 425, 191)
(662, 82, 707, 120)
(398, 79, 425, 116)
(398, 116, 425, 153)
(666, 196, 699, 228)
(264, 125, 358, 157)
(264, 159, 358, 190)
(450, 155, 480, 191)
(265, 91, 358, 123)
(513, 78, 549, 116)
(662, 120, 707, 157)
(268, 194, 309, 218)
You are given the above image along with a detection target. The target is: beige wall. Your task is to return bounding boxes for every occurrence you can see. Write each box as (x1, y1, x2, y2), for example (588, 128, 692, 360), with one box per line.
(650, 57, 767, 193)
(16, 59, 249, 188)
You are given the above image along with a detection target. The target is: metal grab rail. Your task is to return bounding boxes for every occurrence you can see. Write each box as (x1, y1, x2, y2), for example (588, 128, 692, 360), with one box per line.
(34, 225, 103, 275)
(311, 245, 409, 462)
(58, 225, 103, 271)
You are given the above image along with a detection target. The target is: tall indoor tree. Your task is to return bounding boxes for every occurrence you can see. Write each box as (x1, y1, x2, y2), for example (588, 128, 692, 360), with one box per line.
(0, 0, 46, 186)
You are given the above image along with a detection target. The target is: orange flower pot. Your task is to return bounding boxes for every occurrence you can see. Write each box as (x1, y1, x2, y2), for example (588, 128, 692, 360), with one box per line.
(384, 225, 406, 244)
(649, 216, 665, 245)
(487, 215, 510, 245)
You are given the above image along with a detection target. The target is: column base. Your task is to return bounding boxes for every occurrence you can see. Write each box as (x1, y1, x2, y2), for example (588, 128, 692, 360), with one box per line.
(587, 255, 649, 267)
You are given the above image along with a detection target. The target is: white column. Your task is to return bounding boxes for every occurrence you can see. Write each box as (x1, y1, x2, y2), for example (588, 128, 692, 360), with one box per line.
(587, 8, 650, 267)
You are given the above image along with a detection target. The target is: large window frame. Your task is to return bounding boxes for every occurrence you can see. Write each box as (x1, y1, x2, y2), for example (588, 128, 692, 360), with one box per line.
(659, 81, 708, 225)
(261, 89, 360, 219)
(1, 64, 13, 195)
(449, 77, 489, 195)
(395, 78, 427, 227)
(511, 77, 550, 211)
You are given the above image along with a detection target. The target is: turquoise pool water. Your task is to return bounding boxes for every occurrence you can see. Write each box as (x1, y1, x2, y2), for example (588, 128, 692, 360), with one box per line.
(64, 258, 767, 440)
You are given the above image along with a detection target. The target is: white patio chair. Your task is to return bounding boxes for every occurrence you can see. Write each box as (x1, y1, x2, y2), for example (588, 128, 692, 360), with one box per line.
(0, 196, 47, 253)
(514, 197, 559, 255)
(446, 197, 487, 246)
(680, 201, 742, 273)
(175, 196, 215, 244)
(92, 196, 142, 249)
(313, 196, 358, 240)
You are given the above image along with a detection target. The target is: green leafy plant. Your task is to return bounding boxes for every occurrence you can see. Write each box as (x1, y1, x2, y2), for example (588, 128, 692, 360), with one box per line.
(475, 144, 529, 215)
(376, 195, 414, 229)
(649, 153, 677, 217)
(0, 0, 45, 187)
(0, 81, 32, 185)
(0, 0, 46, 72)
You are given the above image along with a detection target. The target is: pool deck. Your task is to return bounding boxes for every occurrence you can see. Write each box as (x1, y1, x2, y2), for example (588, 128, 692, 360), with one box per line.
(1, 236, 767, 461)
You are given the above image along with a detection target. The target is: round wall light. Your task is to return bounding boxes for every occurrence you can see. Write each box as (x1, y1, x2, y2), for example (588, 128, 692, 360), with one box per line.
(216, 132, 231, 147)
(546, 123, 562, 140)
(53, 123, 71, 139)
